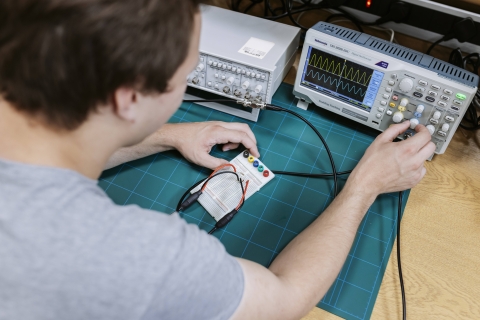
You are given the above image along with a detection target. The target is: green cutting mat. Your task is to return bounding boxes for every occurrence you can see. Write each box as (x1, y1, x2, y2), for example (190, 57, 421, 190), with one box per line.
(98, 83, 409, 320)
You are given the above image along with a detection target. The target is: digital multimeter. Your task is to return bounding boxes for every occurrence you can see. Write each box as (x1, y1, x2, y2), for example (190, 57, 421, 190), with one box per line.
(294, 22, 479, 156)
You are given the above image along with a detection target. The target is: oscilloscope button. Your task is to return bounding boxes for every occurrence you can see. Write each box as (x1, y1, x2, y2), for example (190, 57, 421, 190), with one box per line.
(386, 110, 393, 116)
(418, 80, 428, 86)
(232, 67, 236, 72)
(251, 72, 256, 78)
(440, 95, 449, 101)
(431, 84, 440, 90)
(385, 87, 392, 93)
(246, 72, 251, 77)
(255, 85, 263, 93)
(236, 68, 241, 74)
(438, 101, 447, 107)
(208, 60, 213, 66)
(413, 92, 423, 98)
(453, 100, 462, 106)
(428, 91, 438, 96)
(443, 89, 453, 95)
(222, 64, 227, 69)
(433, 111, 441, 120)
(378, 107, 385, 112)
(399, 78, 414, 93)
(391, 74, 397, 79)
(445, 115, 454, 122)
(242, 81, 250, 89)
(376, 113, 382, 119)
(389, 102, 396, 108)
(425, 96, 435, 103)
(392, 112, 404, 123)
(227, 66, 232, 70)
(410, 118, 419, 129)
(415, 86, 425, 92)
(256, 74, 261, 79)
(382, 94, 390, 99)
(380, 101, 387, 106)
(196, 63, 205, 72)
(437, 130, 447, 137)
(392, 95, 398, 101)
(213, 62, 218, 67)
(442, 123, 450, 132)
(416, 105, 425, 113)
(388, 80, 395, 86)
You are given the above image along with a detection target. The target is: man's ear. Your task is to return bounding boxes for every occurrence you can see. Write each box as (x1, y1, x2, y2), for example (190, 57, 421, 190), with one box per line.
(112, 87, 138, 122)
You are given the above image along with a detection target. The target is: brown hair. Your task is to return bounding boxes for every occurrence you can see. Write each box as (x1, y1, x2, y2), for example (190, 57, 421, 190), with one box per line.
(0, 0, 204, 130)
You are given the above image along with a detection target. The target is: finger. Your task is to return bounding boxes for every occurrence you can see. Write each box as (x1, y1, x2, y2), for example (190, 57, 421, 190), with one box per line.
(198, 153, 229, 170)
(222, 143, 240, 151)
(214, 127, 260, 158)
(378, 121, 410, 142)
(401, 124, 433, 152)
(413, 141, 436, 163)
(217, 122, 257, 145)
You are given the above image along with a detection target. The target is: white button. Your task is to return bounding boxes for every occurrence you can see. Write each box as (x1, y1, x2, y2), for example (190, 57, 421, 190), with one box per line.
(419, 80, 428, 86)
(222, 64, 227, 69)
(380, 101, 387, 106)
(399, 78, 414, 92)
(256, 74, 261, 79)
(246, 72, 251, 77)
(221, 75, 226, 80)
(416, 86, 425, 92)
(226, 77, 235, 85)
(236, 69, 241, 74)
(200, 57, 204, 62)
(453, 100, 462, 105)
(433, 111, 441, 120)
(254, 84, 262, 93)
(437, 130, 447, 137)
(196, 63, 204, 72)
(241, 70, 246, 74)
(442, 123, 450, 132)
(400, 98, 408, 107)
(428, 90, 438, 96)
(445, 115, 454, 122)
(386, 110, 393, 116)
(208, 60, 213, 65)
(383, 94, 390, 99)
(227, 66, 232, 70)
(438, 101, 447, 107)
(388, 80, 395, 86)
(426, 125, 435, 135)
(391, 74, 397, 79)
(214, 84, 219, 88)
(242, 81, 250, 89)
(376, 113, 382, 119)
(378, 107, 385, 112)
(430, 118, 439, 125)
(410, 118, 419, 129)
(444, 89, 453, 95)
(440, 95, 449, 101)
(392, 111, 404, 123)
(207, 81, 212, 86)
(213, 62, 218, 67)
(431, 84, 440, 90)
(251, 72, 256, 78)
(385, 87, 392, 93)
(214, 73, 219, 78)
(416, 104, 425, 113)
(261, 75, 266, 80)
(232, 67, 236, 72)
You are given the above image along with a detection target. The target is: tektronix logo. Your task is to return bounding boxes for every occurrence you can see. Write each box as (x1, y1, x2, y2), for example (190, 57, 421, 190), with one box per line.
(375, 61, 389, 69)
(315, 39, 328, 46)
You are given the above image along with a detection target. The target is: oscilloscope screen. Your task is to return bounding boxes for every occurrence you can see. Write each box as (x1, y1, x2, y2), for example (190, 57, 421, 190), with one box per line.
(300, 46, 384, 113)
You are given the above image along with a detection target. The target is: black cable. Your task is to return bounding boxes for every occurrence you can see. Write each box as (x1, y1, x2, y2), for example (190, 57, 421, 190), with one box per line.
(397, 191, 406, 320)
(183, 99, 236, 103)
(266, 103, 339, 196)
(273, 170, 351, 178)
(426, 36, 446, 55)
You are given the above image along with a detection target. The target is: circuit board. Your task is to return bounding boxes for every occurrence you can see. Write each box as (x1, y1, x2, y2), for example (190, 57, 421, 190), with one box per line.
(99, 83, 410, 320)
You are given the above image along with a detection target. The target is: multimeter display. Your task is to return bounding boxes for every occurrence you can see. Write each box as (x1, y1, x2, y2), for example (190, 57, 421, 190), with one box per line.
(300, 46, 384, 113)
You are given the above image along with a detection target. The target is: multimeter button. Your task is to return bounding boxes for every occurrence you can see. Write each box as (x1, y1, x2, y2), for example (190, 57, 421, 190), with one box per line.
(413, 92, 423, 98)
(455, 93, 466, 100)
(388, 80, 395, 86)
(376, 113, 382, 119)
(418, 80, 428, 86)
(453, 100, 462, 105)
(430, 118, 439, 125)
(399, 98, 408, 107)
(391, 74, 397, 79)
(440, 95, 449, 101)
(438, 101, 447, 107)
(445, 115, 454, 122)
(409, 118, 419, 129)
(389, 102, 396, 108)
(428, 90, 438, 96)
(399, 78, 414, 92)
(425, 96, 435, 102)
(437, 130, 447, 137)
(382, 94, 390, 99)
(442, 123, 450, 131)
(380, 100, 387, 106)
(392, 112, 404, 123)
(426, 125, 435, 135)
(433, 111, 441, 120)
(386, 110, 393, 116)
(443, 89, 453, 95)
(385, 87, 392, 93)
(431, 84, 440, 90)
(378, 107, 385, 112)
(415, 86, 425, 92)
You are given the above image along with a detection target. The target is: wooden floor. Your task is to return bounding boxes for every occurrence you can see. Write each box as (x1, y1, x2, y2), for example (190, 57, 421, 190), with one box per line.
(215, 2, 480, 318)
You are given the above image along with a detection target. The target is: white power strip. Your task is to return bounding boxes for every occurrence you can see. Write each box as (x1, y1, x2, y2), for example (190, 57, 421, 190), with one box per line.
(191, 151, 275, 221)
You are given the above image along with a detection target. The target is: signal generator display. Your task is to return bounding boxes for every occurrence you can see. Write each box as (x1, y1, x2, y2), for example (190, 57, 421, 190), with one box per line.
(294, 22, 479, 157)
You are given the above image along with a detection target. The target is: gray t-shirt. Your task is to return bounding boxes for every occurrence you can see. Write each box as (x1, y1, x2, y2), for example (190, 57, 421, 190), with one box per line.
(0, 158, 244, 320)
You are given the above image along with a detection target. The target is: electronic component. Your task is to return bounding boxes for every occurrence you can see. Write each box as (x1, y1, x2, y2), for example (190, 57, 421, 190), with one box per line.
(293, 22, 479, 157)
(185, 5, 300, 121)
(191, 151, 275, 221)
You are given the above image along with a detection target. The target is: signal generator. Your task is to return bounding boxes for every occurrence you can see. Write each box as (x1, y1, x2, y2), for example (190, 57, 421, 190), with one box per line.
(185, 5, 300, 121)
(293, 22, 479, 156)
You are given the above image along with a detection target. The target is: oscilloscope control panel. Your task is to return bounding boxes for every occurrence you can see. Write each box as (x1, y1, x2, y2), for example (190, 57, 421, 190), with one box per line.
(293, 22, 479, 156)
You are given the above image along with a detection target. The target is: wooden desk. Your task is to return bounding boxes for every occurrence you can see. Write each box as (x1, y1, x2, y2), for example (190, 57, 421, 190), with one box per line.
(214, 3, 480, 318)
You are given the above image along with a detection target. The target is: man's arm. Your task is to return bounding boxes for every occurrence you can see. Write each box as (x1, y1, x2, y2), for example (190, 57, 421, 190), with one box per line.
(231, 121, 436, 320)
(105, 122, 260, 170)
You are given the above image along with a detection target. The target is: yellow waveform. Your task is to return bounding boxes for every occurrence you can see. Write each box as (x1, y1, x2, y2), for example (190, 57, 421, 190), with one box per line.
(308, 54, 372, 85)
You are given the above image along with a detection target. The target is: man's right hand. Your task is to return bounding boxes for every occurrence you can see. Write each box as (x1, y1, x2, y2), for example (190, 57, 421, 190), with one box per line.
(348, 120, 436, 199)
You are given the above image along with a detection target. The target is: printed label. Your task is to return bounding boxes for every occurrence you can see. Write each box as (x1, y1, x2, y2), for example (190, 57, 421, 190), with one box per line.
(238, 37, 275, 59)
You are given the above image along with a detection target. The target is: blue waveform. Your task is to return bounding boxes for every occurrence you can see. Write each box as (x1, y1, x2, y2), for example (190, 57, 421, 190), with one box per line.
(306, 70, 367, 97)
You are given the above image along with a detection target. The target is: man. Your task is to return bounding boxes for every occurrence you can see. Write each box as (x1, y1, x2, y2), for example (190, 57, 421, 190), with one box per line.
(0, 1, 435, 319)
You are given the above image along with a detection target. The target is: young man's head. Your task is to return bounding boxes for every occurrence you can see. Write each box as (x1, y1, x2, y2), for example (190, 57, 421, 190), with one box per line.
(0, 0, 203, 145)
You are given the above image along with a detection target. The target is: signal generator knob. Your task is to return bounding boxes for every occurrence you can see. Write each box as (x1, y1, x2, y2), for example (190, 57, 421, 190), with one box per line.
(392, 111, 404, 123)
(226, 77, 235, 85)
(242, 81, 250, 89)
(426, 125, 435, 135)
(254, 85, 263, 93)
(399, 78, 414, 92)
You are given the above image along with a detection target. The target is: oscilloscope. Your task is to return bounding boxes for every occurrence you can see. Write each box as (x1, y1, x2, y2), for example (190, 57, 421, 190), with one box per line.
(293, 22, 479, 156)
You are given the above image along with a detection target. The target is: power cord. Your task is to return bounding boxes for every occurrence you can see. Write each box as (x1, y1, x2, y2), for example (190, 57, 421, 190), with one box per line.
(397, 191, 406, 320)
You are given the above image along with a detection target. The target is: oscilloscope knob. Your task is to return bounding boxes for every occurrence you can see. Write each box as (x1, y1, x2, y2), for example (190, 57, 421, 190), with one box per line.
(196, 63, 205, 72)
(399, 78, 414, 93)
(426, 125, 435, 135)
(392, 111, 404, 123)
(409, 118, 419, 129)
